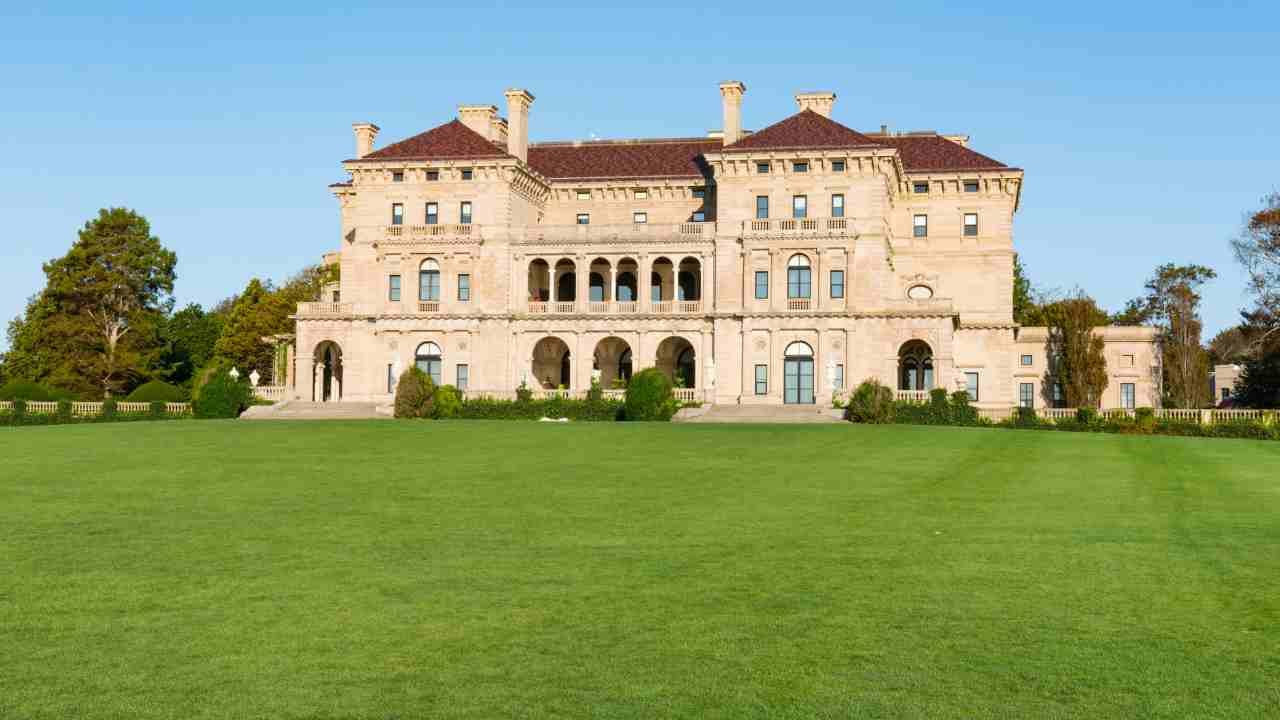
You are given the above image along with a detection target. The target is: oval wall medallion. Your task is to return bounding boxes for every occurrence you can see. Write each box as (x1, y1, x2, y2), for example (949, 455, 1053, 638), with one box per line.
(907, 284, 934, 300)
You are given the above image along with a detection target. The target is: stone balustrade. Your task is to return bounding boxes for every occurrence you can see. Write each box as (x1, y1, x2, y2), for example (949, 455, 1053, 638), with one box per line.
(741, 217, 862, 235)
(0, 400, 191, 417)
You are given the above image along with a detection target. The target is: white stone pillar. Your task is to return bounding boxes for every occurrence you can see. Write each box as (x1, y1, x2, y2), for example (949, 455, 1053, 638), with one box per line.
(547, 265, 554, 302)
(609, 266, 617, 304)
(639, 254, 651, 312)
(313, 362, 322, 402)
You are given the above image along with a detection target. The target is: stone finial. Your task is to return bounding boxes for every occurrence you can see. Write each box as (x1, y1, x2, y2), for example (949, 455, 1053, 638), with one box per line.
(719, 81, 746, 145)
(795, 91, 836, 118)
(352, 122, 380, 158)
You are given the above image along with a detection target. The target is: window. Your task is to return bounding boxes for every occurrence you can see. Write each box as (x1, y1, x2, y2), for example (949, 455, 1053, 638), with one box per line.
(691, 211, 706, 222)
(755, 195, 769, 219)
(460, 201, 472, 225)
(633, 211, 647, 224)
(787, 254, 812, 299)
(835, 364, 845, 389)
(755, 364, 768, 395)
(913, 181, 929, 194)
(1121, 383, 1136, 409)
(756, 161, 770, 174)
(387, 364, 395, 393)
(457, 273, 471, 301)
(415, 342, 442, 386)
(418, 259, 441, 301)
(1053, 383, 1064, 408)
(461, 168, 473, 180)
(425, 202, 438, 225)
(964, 372, 980, 402)
(692, 187, 706, 199)
(963, 213, 979, 237)
(634, 189, 648, 200)
(332, 290, 340, 302)
(793, 161, 808, 173)
(831, 160, 845, 172)
(792, 195, 807, 219)
(1221, 387, 1230, 401)
(1021, 354, 1033, 366)
(964, 180, 979, 193)
(576, 189, 591, 200)
(456, 364, 469, 391)
(388, 274, 401, 302)
(754, 271, 769, 299)
(1020, 383, 1034, 408)
(913, 214, 928, 238)
(426, 170, 439, 181)
(651, 272, 662, 302)
(830, 270, 845, 299)
(391, 203, 404, 225)
(392, 171, 404, 182)
(831, 194, 844, 218)
(576, 213, 590, 225)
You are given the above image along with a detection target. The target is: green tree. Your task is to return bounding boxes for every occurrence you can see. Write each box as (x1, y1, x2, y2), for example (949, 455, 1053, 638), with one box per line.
(1043, 292, 1109, 408)
(1118, 264, 1216, 407)
(3, 292, 61, 385)
(159, 304, 224, 386)
(212, 279, 280, 376)
(1207, 325, 1251, 366)
(1231, 192, 1280, 351)
(1012, 254, 1035, 325)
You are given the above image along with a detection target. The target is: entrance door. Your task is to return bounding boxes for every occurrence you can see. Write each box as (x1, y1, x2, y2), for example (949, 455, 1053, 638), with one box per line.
(784, 357, 814, 404)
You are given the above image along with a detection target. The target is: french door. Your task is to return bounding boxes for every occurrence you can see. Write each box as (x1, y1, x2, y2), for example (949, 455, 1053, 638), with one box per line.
(784, 358, 815, 404)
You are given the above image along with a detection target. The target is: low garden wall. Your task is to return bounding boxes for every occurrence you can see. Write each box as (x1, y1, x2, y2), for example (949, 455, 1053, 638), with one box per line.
(0, 400, 191, 426)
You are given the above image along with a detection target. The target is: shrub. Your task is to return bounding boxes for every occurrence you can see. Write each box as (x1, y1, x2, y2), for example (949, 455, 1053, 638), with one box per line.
(456, 396, 624, 421)
(126, 380, 187, 403)
(516, 381, 534, 403)
(432, 384, 462, 419)
(846, 380, 895, 424)
(193, 372, 254, 419)
(1009, 406, 1040, 428)
(102, 397, 118, 421)
(394, 366, 435, 419)
(587, 378, 603, 403)
(949, 391, 978, 425)
(1076, 407, 1098, 424)
(12, 399, 26, 422)
(1134, 407, 1156, 433)
(149, 400, 167, 420)
(624, 368, 676, 421)
(0, 380, 60, 402)
(56, 399, 73, 423)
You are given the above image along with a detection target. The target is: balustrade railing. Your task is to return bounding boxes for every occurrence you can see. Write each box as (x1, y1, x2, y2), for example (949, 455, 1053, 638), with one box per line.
(254, 386, 287, 402)
(587, 301, 610, 314)
(418, 301, 441, 313)
(674, 388, 698, 402)
(787, 298, 812, 311)
(0, 400, 191, 417)
(296, 302, 353, 316)
(651, 301, 672, 314)
(614, 301, 639, 313)
(895, 390, 930, 403)
(552, 302, 576, 314)
(384, 223, 475, 240)
(743, 217, 860, 234)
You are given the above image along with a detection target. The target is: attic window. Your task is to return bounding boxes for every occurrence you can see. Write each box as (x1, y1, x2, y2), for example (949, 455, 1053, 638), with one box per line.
(964, 180, 980, 192)
(461, 168, 474, 181)
(427, 170, 439, 181)
(634, 189, 649, 200)
(831, 160, 845, 172)
(756, 162, 770, 174)
(392, 171, 404, 183)
(913, 181, 929, 194)
(633, 211, 648, 224)
(576, 190, 591, 201)
(793, 161, 809, 173)
(692, 187, 706, 199)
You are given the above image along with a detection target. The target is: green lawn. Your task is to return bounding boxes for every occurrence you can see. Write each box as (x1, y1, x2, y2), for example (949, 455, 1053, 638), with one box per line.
(2, 421, 1278, 719)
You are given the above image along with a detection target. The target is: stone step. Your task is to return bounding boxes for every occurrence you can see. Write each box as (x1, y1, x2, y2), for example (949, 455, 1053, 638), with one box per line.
(241, 401, 384, 420)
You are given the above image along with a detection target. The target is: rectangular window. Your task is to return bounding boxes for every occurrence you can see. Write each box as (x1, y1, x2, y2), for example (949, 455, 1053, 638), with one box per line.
(963, 213, 979, 236)
(634, 189, 648, 200)
(576, 189, 591, 200)
(830, 270, 845, 299)
(1021, 354, 1033, 366)
(793, 161, 808, 173)
(1121, 383, 1136, 409)
(460, 201, 472, 225)
(913, 214, 928, 237)
(913, 181, 929, 194)
(755, 364, 768, 395)
(964, 180, 979, 193)
(1053, 383, 1064, 408)
(965, 372, 980, 402)
(457, 274, 471, 301)
(419, 270, 440, 301)
(633, 211, 648, 224)
(461, 168, 473, 180)
(456, 364, 469, 391)
(835, 364, 845, 389)
(792, 195, 807, 219)
(576, 213, 590, 225)
(426, 170, 439, 181)
(1222, 387, 1230, 400)
(1020, 383, 1034, 408)
(755, 195, 769, 219)
(425, 202, 438, 225)
(756, 161, 770, 174)
(691, 211, 706, 222)
(754, 271, 769, 299)
(831, 194, 844, 218)
(387, 364, 395, 393)
(391, 203, 404, 225)
(831, 160, 845, 172)
(388, 274, 401, 302)
(392, 171, 404, 182)
(692, 187, 706, 199)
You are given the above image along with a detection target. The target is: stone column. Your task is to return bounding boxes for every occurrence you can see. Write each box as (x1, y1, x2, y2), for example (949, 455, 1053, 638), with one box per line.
(547, 265, 554, 302)
(312, 362, 322, 402)
(609, 266, 617, 305)
(639, 254, 651, 313)
(285, 343, 295, 390)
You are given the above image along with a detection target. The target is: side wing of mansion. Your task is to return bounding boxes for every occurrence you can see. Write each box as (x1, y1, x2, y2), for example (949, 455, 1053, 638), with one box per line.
(293, 83, 1160, 409)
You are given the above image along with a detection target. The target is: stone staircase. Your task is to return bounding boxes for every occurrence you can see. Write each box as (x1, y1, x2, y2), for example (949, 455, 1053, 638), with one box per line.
(240, 401, 387, 420)
(678, 404, 845, 424)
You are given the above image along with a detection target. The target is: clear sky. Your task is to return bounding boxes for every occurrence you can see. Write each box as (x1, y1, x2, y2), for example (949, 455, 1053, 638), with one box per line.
(2, 2, 1277, 350)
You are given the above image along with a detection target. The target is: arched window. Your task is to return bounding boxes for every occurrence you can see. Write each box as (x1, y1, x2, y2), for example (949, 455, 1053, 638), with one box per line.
(898, 341, 934, 391)
(616, 272, 637, 302)
(415, 341, 443, 385)
(678, 271, 699, 301)
(419, 259, 441, 302)
(785, 341, 813, 358)
(589, 272, 606, 302)
(556, 272, 576, 302)
(651, 272, 664, 302)
(787, 254, 812, 299)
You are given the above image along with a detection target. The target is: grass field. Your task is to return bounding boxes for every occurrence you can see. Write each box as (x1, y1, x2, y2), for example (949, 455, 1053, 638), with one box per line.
(2, 420, 1278, 719)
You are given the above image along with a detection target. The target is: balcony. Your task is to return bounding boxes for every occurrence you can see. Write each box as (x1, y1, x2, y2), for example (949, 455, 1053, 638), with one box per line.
(786, 298, 812, 311)
(383, 223, 477, 243)
(417, 301, 441, 313)
(525, 300, 701, 315)
(742, 217, 880, 236)
(514, 222, 714, 243)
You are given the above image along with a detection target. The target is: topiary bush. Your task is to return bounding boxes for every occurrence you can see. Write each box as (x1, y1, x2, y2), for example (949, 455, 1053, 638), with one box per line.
(1076, 407, 1098, 425)
(193, 372, 254, 419)
(0, 380, 60, 402)
(516, 381, 533, 403)
(949, 391, 978, 425)
(846, 379, 895, 424)
(101, 397, 118, 421)
(394, 366, 435, 419)
(624, 368, 676, 421)
(56, 399, 73, 423)
(432, 384, 462, 419)
(1134, 407, 1156, 432)
(126, 380, 187, 403)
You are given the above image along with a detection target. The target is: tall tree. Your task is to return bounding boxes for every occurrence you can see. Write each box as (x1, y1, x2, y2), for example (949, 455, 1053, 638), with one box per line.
(3, 292, 62, 385)
(1208, 326, 1251, 366)
(212, 279, 280, 376)
(159, 304, 224, 386)
(1012, 253, 1034, 325)
(40, 209, 176, 396)
(1231, 192, 1280, 350)
(1115, 264, 1216, 407)
(1043, 292, 1110, 408)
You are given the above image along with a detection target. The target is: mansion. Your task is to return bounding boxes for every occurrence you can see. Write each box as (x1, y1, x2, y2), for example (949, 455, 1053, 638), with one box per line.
(292, 83, 1159, 409)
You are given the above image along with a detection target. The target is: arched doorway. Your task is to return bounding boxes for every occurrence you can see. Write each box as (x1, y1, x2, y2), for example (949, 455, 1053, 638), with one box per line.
(532, 337, 572, 389)
(593, 337, 633, 387)
(415, 341, 443, 385)
(898, 340, 934, 390)
(677, 256, 701, 301)
(554, 258, 576, 302)
(783, 341, 815, 404)
(313, 341, 343, 402)
(655, 336, 695, 389)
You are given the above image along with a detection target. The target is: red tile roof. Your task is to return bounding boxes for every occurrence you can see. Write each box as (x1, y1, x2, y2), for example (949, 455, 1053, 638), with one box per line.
(527, 138, 720, 180)
(360, 119, 511, 161)
(721, 109, 881, 153)
(871, 134, 1011, 172)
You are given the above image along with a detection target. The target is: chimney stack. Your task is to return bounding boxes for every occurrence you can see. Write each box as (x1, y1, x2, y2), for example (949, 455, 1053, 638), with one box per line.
(458, 105, 498, 141)
(795, 91, 836, 118)
(504, 88, 535, 163)
(352, 122, 379, 158)
(719, 81, 746, 145)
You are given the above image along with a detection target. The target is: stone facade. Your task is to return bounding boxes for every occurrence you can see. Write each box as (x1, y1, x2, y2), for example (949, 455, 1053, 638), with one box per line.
(293, 83, 1160, 409)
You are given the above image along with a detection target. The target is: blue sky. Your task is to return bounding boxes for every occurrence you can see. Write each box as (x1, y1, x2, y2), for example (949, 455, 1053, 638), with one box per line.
(2, 2, 1277, 350)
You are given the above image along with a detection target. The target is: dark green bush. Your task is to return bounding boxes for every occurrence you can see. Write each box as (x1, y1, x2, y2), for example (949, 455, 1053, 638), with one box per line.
(516, 381, 534, 403)
(1076, 407, 1098, 424)
(846, 380, 895, 424)
(394, 366, 435, 419)
(126, 380, 187, 403)
(587, 378, 604, 403)
(0, 381, 64, 402)
(433, 384, 462, 419)
(102, 397, 118, 421)
(624, 368, 676, 421)
(1134, 407, 1156, 432)
(1008, 406, 1041, 428)
(56, 399, 73, 423)
(193, 372, 254, 419)
(949, 391, 978, 425)
(149, 400, 167, 420)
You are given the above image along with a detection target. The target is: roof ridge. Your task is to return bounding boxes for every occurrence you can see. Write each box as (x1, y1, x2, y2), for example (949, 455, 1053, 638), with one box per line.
(531, 136, 719, 148)
(721, 109, 882, 153)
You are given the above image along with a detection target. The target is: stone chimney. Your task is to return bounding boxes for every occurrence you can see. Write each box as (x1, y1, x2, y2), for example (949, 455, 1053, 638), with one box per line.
(504, 88, 535, 162)
(352, 122, 379, 158)
(458, 105, 498, 141)
(795, 92, 836, 118)
(491, 116, 509, 148)
(719, 81, 746, 145)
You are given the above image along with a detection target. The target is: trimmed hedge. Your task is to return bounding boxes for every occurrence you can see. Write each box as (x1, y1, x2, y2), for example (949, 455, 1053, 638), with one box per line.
(624, 368, 677, 421)
(1, 400, 183, 427)
(0, 381, 74, 402)
(126, 380, 187, 403)
(433, 385, 462, 419)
